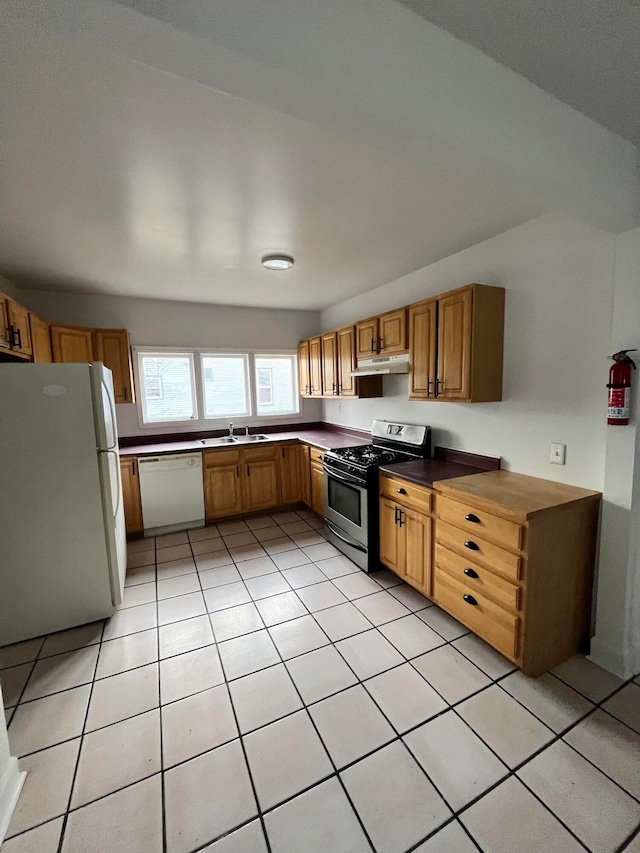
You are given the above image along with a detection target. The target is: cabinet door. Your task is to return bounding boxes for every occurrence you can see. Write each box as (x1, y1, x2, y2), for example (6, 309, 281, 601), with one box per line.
(321, 332, 338, 396)
(409, 300, 437, 399)
(6, 299, 32, 356)
(437, 288, 472, 399)
(380, 498, 402, 574)
(280, 444, 303, 504)
(309, 336, 323, 397)
(0, 298, 11, 351)
(337, 325, 357, 397)
(120, 458, 144, 536)
(205, 464, 243, 519)
(298, 340, 311, 397)
(401, 506, 431, 596)
(300, 444, 311, 506)
(310, 463, 325, 517)
(244, 460, 280, 512)
(51, 325, 94, 363)
(355, 318, 378, 359)
(94, 329, 134, 404)
(30, 315, 53, 363)
(379, 308, 407, 354)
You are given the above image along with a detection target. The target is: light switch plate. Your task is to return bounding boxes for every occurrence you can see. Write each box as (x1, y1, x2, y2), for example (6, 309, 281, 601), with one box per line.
(549, 442, 566, 465)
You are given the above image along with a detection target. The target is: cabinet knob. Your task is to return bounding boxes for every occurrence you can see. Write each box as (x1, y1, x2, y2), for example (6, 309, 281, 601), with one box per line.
(465, 513, 480, 523)
(464, 540, 480, 551)
(396, 488, 407, 495)
(463, 594, 478, 606)
(463, 567, 479, 579)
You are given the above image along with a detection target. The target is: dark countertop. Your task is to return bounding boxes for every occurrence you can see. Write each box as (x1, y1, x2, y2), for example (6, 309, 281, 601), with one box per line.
(119, 428, 371, 458)
(379, 447, 501, 489)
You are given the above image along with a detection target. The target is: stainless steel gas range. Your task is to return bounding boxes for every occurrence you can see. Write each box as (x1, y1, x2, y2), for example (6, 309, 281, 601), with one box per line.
(323, 420, 431, 573)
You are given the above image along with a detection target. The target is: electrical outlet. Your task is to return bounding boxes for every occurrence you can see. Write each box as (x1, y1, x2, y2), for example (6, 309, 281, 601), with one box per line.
(549, 442, 566, 465)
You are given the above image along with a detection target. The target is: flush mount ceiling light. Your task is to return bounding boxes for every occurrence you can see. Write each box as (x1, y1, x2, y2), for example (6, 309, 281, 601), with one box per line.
(261, 254, 294, 270)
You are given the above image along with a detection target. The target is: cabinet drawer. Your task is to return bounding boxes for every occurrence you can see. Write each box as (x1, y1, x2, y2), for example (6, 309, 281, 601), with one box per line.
(435, 543, 520, 613)
(380, 475, 432, 514)
(436, 520, 521, 581)
(436, 495, 523, 552)
(204, 450, 240, 466)
(433, 570, 519, 660)
(310, 447, 326, 464)
(243, 444, 277, 462)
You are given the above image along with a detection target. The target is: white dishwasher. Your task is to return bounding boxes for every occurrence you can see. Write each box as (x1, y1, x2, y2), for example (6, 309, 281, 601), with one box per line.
(138, 453, 205, 536)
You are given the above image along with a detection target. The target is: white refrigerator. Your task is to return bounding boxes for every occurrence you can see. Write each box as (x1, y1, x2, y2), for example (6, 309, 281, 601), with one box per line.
(0, 362, 127, 646)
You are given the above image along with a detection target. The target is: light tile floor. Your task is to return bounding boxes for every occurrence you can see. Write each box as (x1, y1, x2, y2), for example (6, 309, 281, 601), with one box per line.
(2, 508, 640, 853)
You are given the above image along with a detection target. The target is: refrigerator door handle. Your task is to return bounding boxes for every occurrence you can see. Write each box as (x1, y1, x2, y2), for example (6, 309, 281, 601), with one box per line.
(105, 449, 122, 517)
(102, 379, 118, 451)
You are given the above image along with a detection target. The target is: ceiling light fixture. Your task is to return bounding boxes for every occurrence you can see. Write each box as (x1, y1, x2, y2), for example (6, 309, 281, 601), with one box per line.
(261, 254, 294, 270)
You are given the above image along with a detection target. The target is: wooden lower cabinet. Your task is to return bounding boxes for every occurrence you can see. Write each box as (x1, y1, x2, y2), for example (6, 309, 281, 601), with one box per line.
(379, 491, 432, 597)
(244, 459, 280, 512)
(280, 444, 305, 504)
(205, 463, 244, 519)
(310, 461, 325, 518)
(120, 457, 143, 536)
(204, 445, 283, 520)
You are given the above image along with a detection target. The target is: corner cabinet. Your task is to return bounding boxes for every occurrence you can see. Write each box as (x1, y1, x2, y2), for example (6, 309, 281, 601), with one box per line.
(409, 284, 505, 403)
(120, 457, 143, 536)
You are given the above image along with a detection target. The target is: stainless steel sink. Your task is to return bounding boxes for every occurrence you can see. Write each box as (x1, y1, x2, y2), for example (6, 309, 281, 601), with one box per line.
(199, 434, 271, 447)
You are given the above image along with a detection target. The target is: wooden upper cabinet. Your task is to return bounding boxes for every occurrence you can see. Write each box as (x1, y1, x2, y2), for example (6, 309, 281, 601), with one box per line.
(409, 300, 437, 399)
(356, 318, 378, 359)
(94, 329, 134, 404)
(437, 288, 472, 400)
(321, 332, 338, 396)
(378, 308, 407, 355)
(298, 340, 311, 397)
(337, 325, 357, 397)
(51, 325, 94, 364)
(6, 298, 32, 357)
(30, 315, 53, 363)
(120, 457, 143, 536)
(308, 336, 323, 397)
(0, 297, 13, 351)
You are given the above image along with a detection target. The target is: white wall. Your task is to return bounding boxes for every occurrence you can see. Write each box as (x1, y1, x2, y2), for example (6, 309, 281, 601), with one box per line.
(322, 215, 615, 490)
(0, 274, 22, 301)
(20, 289, 323, 436)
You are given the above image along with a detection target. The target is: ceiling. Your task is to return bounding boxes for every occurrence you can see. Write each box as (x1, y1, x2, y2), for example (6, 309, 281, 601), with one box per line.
(0, 1, 636, 310)
(396, 0, 640, 147)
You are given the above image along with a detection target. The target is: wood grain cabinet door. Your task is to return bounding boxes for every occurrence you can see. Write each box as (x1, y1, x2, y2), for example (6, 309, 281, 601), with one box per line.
(244, 460, 280, 513)
(437, 288, 472, 400)
(337, 326, 356, 396)
(280, 444, 303, 504)
(310, 463, 325, 517)
(402, 506, 431, 596)
(30, 316, 53, 363)
(94, 329, 134, 404)
(120, 458, 143, 536)
(6, 299, 32, 356)
(300, 444, 311, 506)
(51, 325, 94, 363)
(205, 464, 244, 520)
(409, 300, 437, 399)
(0, 298, 11, 351)
(321, 332, 338, 396)
(298, 340, 311, 397)
(378, 308, 407, 354)
(379, 498, 403, 575)
(355, 318, 378, 359)
(308, 336, 323, 397)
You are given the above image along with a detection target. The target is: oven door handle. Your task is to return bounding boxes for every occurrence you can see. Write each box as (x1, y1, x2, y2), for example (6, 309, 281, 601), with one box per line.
(324, 519, 368, 554)
(323, 464, 363, 487)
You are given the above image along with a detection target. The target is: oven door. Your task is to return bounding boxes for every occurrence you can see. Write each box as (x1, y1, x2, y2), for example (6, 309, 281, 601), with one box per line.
(323, 466, 368, 546)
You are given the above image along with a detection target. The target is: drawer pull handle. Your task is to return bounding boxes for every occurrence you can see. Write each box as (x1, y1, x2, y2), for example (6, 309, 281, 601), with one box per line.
(464, 540, 480, 551)
(465, 513, 480, 523)
(463, 594, 478, 606)
(463, 567, 479, 579)
(397, 488, 407, 495)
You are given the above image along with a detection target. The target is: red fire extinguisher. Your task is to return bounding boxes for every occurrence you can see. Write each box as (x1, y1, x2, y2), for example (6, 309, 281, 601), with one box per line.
(607, 349, 636, 425)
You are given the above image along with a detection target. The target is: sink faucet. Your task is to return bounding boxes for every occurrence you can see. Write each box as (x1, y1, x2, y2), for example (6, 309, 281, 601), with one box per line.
(228, 422, 234, 439)
(245, 426, 250, 436)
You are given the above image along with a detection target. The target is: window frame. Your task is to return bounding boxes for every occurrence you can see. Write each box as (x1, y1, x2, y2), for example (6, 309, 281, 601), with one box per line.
(132, 346, 301, 429)
(200, 352, 252, 420)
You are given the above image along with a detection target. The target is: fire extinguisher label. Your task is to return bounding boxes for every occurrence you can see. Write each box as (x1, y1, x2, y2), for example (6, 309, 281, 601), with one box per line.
(608, 388, 630, 421)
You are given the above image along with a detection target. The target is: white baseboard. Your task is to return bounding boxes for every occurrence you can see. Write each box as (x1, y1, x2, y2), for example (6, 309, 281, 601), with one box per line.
(0, 757, 25, 846)
(589, 634, 640, 680)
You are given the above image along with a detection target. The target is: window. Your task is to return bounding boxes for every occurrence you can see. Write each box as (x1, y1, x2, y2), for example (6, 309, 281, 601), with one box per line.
(137, 352, 196, 423)
(201, 354, 250, 418)
(254, 355, 298, 416)
(135, 348, 299, 426)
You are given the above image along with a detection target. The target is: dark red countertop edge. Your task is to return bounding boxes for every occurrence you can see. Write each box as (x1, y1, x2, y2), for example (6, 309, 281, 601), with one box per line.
(380, 446, 501, 489)
(119, 421, 369, 448)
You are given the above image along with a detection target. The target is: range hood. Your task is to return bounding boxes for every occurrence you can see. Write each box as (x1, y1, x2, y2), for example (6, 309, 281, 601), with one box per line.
(350, 353, 410, 376)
